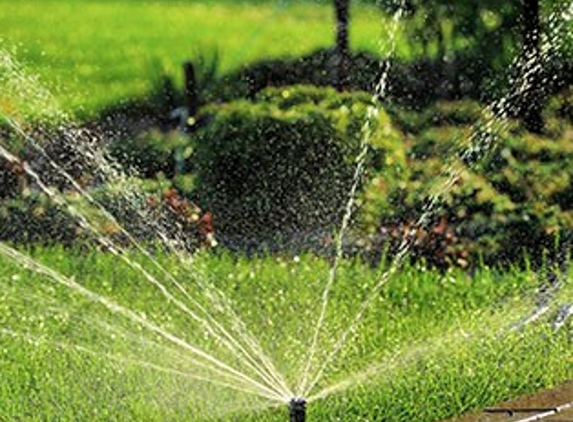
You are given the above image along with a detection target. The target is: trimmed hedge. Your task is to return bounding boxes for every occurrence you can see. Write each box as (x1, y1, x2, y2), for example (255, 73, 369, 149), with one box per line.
(191, 84, 402, 249)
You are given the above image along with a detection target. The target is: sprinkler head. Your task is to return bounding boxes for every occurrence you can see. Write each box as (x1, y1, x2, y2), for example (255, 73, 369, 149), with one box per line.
(289, 397, 306, 422)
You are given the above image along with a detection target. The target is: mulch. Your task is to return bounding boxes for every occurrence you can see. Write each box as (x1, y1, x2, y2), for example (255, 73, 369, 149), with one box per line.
(446, 381, 573, 422)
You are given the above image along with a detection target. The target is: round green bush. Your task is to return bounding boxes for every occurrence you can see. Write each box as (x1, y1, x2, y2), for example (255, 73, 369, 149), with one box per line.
(192, 84, 401, 248)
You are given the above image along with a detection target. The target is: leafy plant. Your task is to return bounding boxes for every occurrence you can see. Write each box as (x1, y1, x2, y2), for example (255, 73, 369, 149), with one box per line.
(359, 99, 573, 267)
(192, 84, 401, 249)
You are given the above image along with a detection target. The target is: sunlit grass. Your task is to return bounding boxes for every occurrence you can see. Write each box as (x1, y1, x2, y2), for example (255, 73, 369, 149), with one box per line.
(0, 247, 571, 421)
(0, 0, 402, 116)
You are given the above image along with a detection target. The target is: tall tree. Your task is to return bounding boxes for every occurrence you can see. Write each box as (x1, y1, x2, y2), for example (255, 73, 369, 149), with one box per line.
(333, 0, 351, 90)
(519, 0, 544, 132)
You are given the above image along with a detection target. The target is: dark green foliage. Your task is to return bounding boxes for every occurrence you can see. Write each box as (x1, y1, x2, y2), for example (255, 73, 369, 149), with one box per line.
(109, 130, 193, 179)
(476, 128, 573, 261)
(387, 99, 483, 134)
(360, 99, 573, 267)
(545, 88, 573, 125)
(0, 192, 79, 246)
(212, 46, 572, 126)
(214, 49, 361, 100)
(215, 49, 497, 108)
(0, 157, 25, 199)
(192, 85, 399, 248)
(0, 178, 208, 250)
(376, 0, 524, 69)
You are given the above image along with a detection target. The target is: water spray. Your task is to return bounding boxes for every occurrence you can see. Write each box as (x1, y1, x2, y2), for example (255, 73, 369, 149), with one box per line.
(289, 398, 307, 422)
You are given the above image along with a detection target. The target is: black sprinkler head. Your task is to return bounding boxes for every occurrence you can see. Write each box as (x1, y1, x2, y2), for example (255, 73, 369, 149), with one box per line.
(289, 397, 306, 422)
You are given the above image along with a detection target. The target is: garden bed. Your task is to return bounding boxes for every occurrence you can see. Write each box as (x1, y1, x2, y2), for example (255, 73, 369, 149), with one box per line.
(448, 381, 573, 422)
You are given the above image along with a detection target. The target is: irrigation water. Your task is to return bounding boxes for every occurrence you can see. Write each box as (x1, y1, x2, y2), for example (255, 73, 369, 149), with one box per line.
(1, 2, 573, 421)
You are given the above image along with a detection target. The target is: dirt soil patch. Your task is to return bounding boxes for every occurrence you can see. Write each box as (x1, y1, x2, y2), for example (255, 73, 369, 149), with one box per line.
(447, 380, 573, 422)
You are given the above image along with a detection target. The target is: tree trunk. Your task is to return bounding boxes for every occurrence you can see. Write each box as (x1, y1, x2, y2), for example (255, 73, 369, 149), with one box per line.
(334, 0, 350, 90)
(520, 0, 544, 133)
(183, 61, 199, 117)
(523, 0, 540, 59)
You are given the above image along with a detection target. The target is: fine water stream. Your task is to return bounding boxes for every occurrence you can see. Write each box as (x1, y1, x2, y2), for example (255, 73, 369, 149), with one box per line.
(1, 2, 572, 421)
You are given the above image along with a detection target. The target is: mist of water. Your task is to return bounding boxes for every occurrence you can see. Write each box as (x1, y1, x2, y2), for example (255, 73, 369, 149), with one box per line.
(0, 0, 572, 418)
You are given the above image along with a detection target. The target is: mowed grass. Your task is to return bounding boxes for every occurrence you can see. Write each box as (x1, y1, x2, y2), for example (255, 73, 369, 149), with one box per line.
(0, 247, 571, 421)
(0, 0, 398, 116)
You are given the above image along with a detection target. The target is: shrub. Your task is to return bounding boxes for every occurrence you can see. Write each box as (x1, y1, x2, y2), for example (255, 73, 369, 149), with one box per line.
(387, 99, 484, 135)
(192, 84, 402, 249)
(214, 48, 497, 108)
(214, 49, 374, 100)
(86, 178, 214, 251)
(0, 191, 80, 246)
(0, 178, 213, 250)
(0, 157, 26, 199)
(359, 100, 573, 268)
(109, 129, 193, 179)
(543, 88, 573, 138)
(0, 125, 31, 199)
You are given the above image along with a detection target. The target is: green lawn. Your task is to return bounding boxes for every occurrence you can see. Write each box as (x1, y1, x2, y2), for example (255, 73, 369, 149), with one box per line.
(0, 0, 400, 117)
(1, 2, 572, 420)
(0, 246, 571, 421)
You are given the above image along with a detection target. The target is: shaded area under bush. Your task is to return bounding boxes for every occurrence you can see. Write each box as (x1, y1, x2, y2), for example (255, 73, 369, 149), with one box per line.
(215, 48, 573, 111)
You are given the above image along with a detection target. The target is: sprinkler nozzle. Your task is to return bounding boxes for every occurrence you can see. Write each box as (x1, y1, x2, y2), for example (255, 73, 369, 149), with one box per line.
(289, 397, 306, 422)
